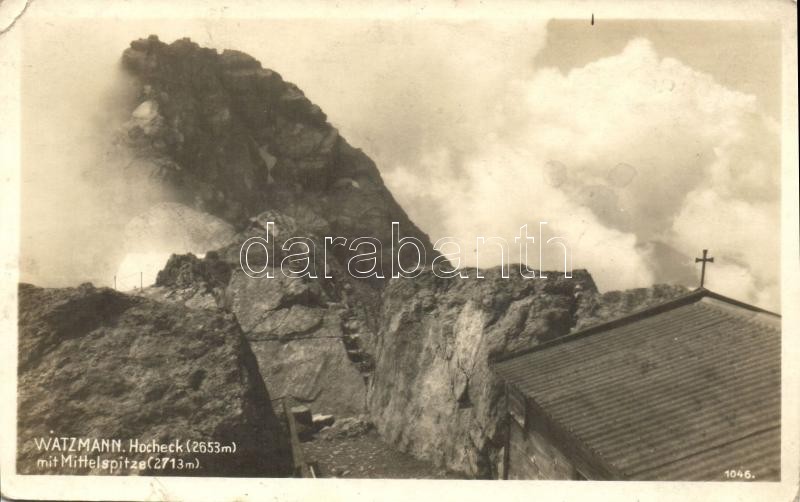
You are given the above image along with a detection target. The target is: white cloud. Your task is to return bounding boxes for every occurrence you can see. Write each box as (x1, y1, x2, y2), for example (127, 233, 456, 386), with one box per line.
(21, 21, 780, 309)
(384, 37, 780, 308)
(672, 189, 779, 305)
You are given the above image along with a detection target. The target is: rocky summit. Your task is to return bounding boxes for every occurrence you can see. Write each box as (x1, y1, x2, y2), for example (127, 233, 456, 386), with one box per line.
(17, 36, 689, 479)
(119, 35, 434, 273)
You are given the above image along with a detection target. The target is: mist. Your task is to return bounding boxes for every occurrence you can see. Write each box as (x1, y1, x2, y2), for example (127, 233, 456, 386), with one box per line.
(19, 17, 782, 310)
(22, 27, 149, 288)
(387, 37, 781, 309)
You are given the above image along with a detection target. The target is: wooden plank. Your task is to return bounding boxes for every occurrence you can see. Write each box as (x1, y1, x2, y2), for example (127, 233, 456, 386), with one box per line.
(281, 399, 311, 477)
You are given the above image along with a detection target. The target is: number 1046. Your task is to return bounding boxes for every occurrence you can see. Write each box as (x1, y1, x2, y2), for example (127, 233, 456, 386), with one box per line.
(724, 469, 755, 480)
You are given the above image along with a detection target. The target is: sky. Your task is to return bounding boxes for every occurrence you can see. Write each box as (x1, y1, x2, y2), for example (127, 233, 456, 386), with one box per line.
(20, 16, 782, 309)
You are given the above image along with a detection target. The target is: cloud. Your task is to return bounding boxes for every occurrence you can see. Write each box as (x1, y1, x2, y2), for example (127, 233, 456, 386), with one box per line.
(383, 37, 780, 309)
(20, 21, 178, 288)
(20, 18, 550, 288)
(19, 20, 780, 309)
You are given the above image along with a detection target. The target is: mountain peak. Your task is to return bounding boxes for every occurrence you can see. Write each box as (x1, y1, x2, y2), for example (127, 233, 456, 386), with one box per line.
(119, 36, 435, 275)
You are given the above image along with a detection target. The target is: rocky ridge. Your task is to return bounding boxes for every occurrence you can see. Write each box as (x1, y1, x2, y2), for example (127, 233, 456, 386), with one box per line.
(17, 283, 293, 476)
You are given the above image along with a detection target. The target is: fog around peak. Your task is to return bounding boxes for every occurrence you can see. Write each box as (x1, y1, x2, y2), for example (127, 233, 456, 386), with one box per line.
(18, 18, 781, 310)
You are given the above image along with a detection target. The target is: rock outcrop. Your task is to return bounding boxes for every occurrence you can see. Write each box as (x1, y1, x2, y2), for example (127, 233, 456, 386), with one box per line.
(367, 270, 687, 477)
(573, 283, 689, 330)
(147, 210, 377, 418)
(225, 270, 368, 417)
(366, 268, 591, 477)
(119, 35, 435, 274)
(17, 283, 293, 477)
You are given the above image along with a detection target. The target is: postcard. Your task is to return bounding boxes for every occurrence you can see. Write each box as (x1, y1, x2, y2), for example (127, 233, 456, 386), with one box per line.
(1, 1, 797, 500)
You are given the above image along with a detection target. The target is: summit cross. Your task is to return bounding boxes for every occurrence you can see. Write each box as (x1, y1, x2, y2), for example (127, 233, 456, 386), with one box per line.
(695, 249, 714, 288)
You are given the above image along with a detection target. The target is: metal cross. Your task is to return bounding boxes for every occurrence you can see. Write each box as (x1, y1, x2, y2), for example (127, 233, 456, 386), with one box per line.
(695, 249, 714, 288)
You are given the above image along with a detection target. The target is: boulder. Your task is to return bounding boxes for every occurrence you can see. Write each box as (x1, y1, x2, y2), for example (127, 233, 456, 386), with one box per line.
(221, 265, 367, 417)
(16, 283, 293, 477)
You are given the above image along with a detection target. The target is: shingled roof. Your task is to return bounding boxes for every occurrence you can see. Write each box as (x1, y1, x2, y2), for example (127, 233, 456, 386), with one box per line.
(492, 288, 781, 481)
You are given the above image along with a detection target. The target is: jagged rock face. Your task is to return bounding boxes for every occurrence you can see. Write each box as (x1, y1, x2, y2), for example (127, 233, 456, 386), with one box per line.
(224, 270, 367, 417)
(367, 270, 687, 478)
(17, 283, 293, 477)
(119, 35, 435, 273)
(148, 211, 378, 418)
(573, 283, 689, 330)
(367, 268, 597, 477)
(156, 251, 232, 292)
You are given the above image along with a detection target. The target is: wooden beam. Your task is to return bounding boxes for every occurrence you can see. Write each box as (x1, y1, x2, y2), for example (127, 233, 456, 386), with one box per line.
(282, 399, 311, 478)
